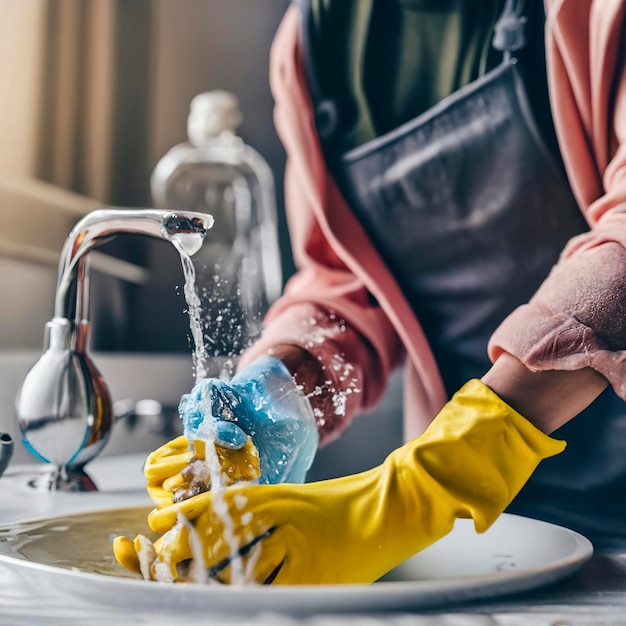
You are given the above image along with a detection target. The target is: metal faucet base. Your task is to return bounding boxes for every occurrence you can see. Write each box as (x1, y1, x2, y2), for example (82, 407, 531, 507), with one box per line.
(27, 465, 98, 493)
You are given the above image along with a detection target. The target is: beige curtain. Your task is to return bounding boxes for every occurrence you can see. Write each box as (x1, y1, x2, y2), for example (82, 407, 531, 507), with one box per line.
(36, 0, 153, 206)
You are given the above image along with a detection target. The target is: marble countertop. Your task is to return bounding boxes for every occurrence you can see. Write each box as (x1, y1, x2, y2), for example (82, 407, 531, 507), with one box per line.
(0, 456, 624, 626)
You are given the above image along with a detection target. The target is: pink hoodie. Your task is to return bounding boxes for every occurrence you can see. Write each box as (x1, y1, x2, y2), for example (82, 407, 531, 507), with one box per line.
(242, 0, 626, 446)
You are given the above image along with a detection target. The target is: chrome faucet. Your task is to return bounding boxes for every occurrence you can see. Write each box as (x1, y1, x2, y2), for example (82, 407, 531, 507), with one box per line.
(15, 208, 213, 491)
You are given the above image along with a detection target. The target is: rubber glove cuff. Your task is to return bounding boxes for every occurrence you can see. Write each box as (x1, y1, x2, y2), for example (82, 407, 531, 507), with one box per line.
(405, 379, 567, 533)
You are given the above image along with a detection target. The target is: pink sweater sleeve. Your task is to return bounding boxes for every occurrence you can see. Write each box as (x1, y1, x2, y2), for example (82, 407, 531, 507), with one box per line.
(489, 1, 626, 399)
(239, 8, 405, 444)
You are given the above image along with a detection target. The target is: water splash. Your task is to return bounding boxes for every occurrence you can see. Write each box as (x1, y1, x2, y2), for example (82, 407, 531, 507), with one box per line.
(174, 246, 254, 585)
(297, 312, 362, 428)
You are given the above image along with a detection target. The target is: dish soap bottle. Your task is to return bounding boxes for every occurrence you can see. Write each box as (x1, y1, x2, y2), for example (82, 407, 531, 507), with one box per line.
(151, 90, 282, 376)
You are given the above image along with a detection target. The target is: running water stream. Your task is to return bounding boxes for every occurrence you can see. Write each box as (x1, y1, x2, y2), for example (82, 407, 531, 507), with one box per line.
(172, 241, 255, 585)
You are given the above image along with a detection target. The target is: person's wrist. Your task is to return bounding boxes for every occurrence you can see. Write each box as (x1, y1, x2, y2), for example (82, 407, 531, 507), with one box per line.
(259, 344, 332, 422)
(481, 352, 608, 434)
(266, 344, 326, 397)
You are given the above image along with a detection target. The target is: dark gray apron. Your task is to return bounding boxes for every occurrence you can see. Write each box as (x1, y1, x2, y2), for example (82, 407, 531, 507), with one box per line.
(295, 0, 626, 548)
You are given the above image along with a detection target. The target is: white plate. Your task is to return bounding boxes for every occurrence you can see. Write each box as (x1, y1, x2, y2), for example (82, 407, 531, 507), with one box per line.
(0, 506, 592, 616)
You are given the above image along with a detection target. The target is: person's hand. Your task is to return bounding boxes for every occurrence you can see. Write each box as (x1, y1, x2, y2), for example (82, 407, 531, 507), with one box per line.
(129, 380, 566, 585)
(143, 434, 262, 508)
(179, 355, 319, 485)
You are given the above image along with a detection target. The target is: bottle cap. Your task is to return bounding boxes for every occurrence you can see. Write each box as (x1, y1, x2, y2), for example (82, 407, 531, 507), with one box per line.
(187, 90, 243, 145)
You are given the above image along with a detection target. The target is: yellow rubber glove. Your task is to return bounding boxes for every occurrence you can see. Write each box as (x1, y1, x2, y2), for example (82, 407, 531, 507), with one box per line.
(120, 380, 566, 585)
(113, 434, 261, 580)
(144, 435, 261, 508)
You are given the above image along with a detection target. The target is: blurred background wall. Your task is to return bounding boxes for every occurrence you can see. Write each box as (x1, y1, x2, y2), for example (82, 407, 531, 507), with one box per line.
(0, 0, 404, 474)
(0, 0, 293, 351)
(0, 0, 290, 204)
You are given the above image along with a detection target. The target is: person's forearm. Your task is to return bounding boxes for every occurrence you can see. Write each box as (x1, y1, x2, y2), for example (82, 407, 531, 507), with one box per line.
(481, 352, 608, 434)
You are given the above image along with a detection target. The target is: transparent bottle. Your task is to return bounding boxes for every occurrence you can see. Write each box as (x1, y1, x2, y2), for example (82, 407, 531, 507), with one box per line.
(151, 90, 282, 373)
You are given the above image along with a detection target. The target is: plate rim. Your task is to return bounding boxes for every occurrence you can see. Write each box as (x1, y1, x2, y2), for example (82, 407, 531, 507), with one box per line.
(0, 505, 595, 613)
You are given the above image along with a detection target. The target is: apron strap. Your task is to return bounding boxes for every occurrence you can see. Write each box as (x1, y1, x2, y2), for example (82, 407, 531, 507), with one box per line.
(291, 0, 339, 140)
(492, 0, 527, 60)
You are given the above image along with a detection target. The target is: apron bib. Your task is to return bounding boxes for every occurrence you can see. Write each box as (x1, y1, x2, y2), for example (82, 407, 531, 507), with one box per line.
(295, 0, 626, 547)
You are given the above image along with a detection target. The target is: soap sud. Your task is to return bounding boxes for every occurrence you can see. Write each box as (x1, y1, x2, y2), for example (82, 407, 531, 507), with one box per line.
(134, 534, 157, 582)
(177, 513, 207, 585)
(152, 526, 180, 583)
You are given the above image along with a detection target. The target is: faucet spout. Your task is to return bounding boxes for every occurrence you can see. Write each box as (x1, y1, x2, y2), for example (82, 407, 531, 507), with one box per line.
(55, 208, 213, 323)
(16, 207, 213, 490)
